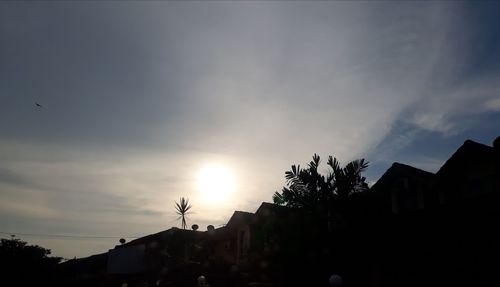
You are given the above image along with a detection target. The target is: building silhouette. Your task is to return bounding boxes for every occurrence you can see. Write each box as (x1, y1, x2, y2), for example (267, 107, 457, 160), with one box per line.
(60, 137, 500, 287)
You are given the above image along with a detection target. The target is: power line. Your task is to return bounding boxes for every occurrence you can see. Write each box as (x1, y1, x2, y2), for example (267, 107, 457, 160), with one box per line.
(0, 231, 140, 240)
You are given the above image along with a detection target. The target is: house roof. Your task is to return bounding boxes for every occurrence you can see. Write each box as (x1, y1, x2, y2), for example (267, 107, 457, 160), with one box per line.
(255, 202, 295, 217)
(256, 202, 288, 213)
(432, 139, 499, 198)
(118, 228, 200, 249)
(370, 162, 435, 193)
(225, 211, 255, 229)
(59, 252, 108, 271)
(435, 139, 495, 179)
(114, 204, 289, 250)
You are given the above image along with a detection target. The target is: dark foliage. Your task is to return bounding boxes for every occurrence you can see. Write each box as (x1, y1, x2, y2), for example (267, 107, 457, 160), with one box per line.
(0, 237, 62, 286)
(273, 154, 369, 214)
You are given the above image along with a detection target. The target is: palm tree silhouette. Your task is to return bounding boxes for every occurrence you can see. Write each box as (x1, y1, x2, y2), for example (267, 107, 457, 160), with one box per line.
(327, 156, 369, 202)
(273, 154, 369, 209)
(175, 197, 192, 229)
(273, 154, 369, 233)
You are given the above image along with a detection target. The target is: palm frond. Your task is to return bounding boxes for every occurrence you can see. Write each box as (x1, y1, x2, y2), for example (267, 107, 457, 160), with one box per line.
(174, 197, 192, 229)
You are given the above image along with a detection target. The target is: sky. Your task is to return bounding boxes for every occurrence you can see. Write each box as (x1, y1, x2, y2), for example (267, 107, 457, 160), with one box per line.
(1, 2, 500, 259)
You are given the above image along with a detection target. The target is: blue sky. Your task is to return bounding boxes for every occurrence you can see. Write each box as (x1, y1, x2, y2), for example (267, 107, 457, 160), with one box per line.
(0, 2, 499, 258)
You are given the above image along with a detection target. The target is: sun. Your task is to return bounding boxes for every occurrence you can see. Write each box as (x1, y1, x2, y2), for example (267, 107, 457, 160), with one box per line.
(197, 164, 235, 203)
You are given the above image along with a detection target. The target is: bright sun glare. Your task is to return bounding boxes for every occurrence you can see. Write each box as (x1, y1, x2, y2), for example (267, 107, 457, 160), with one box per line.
(197, 164, 235, 203)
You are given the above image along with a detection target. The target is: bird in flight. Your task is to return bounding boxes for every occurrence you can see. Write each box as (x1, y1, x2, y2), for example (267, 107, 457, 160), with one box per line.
(35, 102, 42, 108)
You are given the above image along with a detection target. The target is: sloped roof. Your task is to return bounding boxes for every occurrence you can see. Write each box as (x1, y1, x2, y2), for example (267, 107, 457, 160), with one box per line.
(256, 202, 289, 213)
(119, 228, 199, 248)
(225, 211, 255, 229)
(432, 139, 499, 200)
(255, 202, 295, 217)
(435, 139, 495, 179)
(370, 162, 435, 193)
(59, 252, 108, 272)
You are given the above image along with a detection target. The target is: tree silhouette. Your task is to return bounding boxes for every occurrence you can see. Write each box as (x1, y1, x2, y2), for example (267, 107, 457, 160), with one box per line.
(175, 197, 192, 229)
(273, 154, 369, 212)
(0, 237, 62, 286)
(328, 156, 369, 202)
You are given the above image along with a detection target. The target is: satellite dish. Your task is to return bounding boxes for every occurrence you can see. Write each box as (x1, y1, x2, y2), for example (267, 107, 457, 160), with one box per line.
(197, 275, 208, 286)
(329, 274, 343, 287)
(192, 224, 199, 231)
(119, 238, 126, 244)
